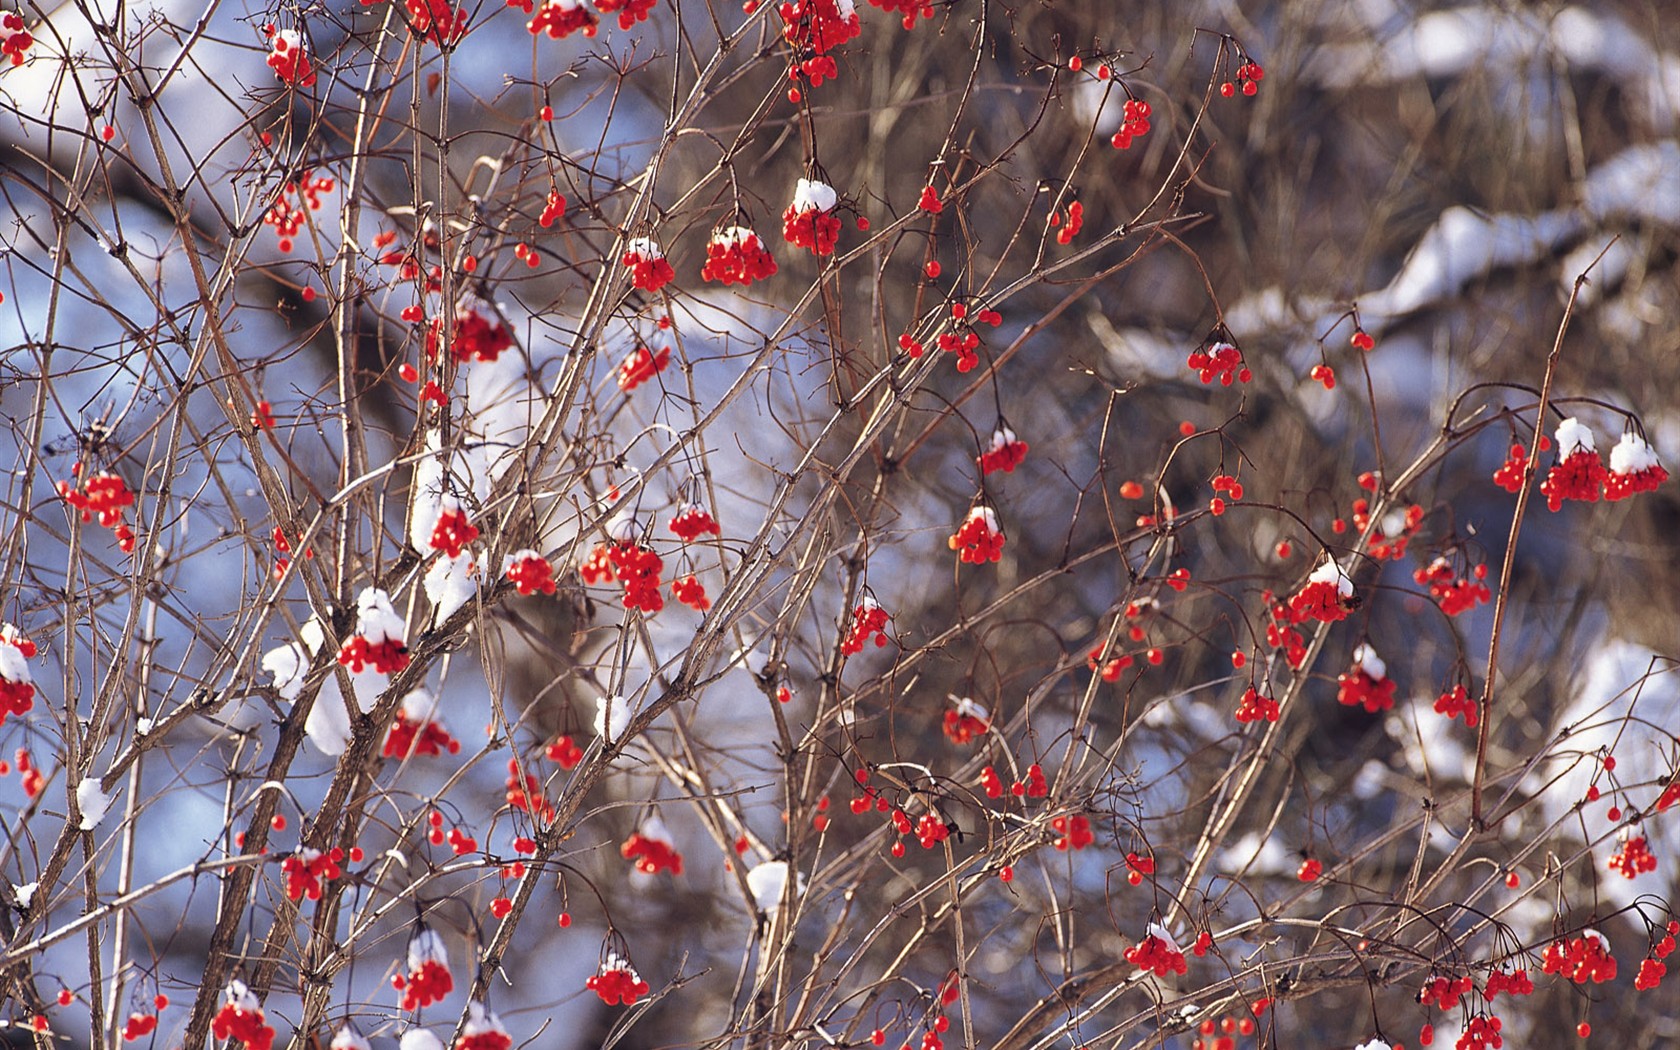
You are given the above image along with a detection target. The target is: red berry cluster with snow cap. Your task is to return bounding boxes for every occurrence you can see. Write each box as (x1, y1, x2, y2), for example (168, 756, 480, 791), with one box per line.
(210, 980, 276, 1050)
(701, 226, 778, 286)
(1606, 430, 1668, 500)
(1336, 643, 1397, 714)
(783, 178, 842, 256)
(941, 696, 990, 744)
(0, 624, 37, 723)
(393, 928, 454, 1010)
(587, 950, 651, 1005)
(454, 1001, 512, 1050)
(503, 549, 557, 595)
(264, 26, 316, 86)
(337, 587, 410, 674)
(1542, 929, 1617, 984)
(1125, 923, 1188, 976)
(978, 427, 1029, 474)
(841, 597, 891, 654)
(384, 688, 461, 757)
(1540, 417, 1607, 511)
(1187, 340, 1250, 385)
(622, 237, 676, 293)
(948, 505, 1005, 564)
(1287, 556, 1356, 624)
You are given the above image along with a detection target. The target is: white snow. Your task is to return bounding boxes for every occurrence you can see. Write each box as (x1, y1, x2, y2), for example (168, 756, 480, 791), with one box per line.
(746, 859, 802, 913)
(76, 777, 114, 830)
(593, 693, 633, 744)
(1609, 431, 1660, 474)
(1554, 417, 1595, 455)
(424, 548, 479, 623)
(398, 1030, 444, 1050)
(0, 643, 30, 685)
(791, 178, 838, 214)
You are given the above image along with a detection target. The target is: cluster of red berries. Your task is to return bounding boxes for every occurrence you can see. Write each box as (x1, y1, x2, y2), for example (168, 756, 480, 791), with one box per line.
(121, 1010, 160, 1042)
(594, 0, 657, 30)
(1417, 973, 1474, 1009)
(505, 758, 555, 822)
(1433, 684, 1478, 726)
(1049, 200, 1083, 244)
(671, 574, 710, 611)
(587, 953, 651, 1005)
(435, 303, 514, 364)
(546, 733, 584, 768)
(1187, 340, 1251, 385)
(263, 170, 335, 253)
(1219, 60, 1264, 97)
(1542, 931, 1617, 984)
(1124, 851, 1155, 885)
(1296, 858, 1322, 881)
(264, 26, 315, 86)
(1636, 956, 1667, 991)
(941, 697, 990, 744)
(669, 503, 721, 541)
(622, 239, 676, 293)
(622, 830, 685, 875)
(1309, 363, 1336, 390)
(777, 0, 860, 54)
(1337, 665, 1397, 714)
(1455, 1014, 1502, 1050)
(281, 846, 345, 902)
(1608, 834, 1657, 879)
(1357, 500, 1424, 561)
(524, 0, 598, 39)
(383, 0, 469, 45)
(1414, 558, 1491, 616)
(1492, 442, 1531, 493)
(211, 981, 276, 1050)
(503, 549, 557, 596)
(537, 189, 567, 227)
(1483, 966, 1534, 998)
(1234, 686, 1278, 724)
(0, 625, 37, 722)
(1191, 1014, 1255, 1050)
(868, 0, 933, 30)
(384, 704, 460, 759)
(1286, 570, 1356, 626)
(1539, 419, 1608, 511)
(936, 327, 983, 372)
(948, 505, 1005, 564)
(1112, 98, 1152, 150)
(1089, 644, 1134, 681)
(1206, 473, 1243, 515)
(917, 185, 943, 213)
(1051, 813, 1094, 851)
(783, 178, 843, 255)
(978, 427, 1029, 474)
(1125, 929, 1188, 977)
(336, 636, 409, 675)
(582, 541, 664, 613)
(841, 599, 891, 654)
(394, 929, 454, 1009)
(428, 497, 480, 558)
(617, 344, 671, 391)
(2, 10, 35, 65)
(978, 763, 1047, 799)
(1606, 431, 1669, 499)
(911, 811, 949, 849)
(701, 226, 778, 286)
(60, 466, 138, 551)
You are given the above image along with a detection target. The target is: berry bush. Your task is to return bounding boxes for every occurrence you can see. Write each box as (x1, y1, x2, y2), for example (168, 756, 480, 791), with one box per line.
(0, 2, 1678, 1049)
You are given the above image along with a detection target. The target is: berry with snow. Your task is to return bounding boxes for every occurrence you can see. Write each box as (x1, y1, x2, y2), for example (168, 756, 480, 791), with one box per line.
(1187, 340, 1250, 386)
(701, 226, 778, 286)
(1336, 644, 1397, 713)
(503, 549, 557, 596)
(0, 624, 37, 723)
(783, 178, 842, 256)
(587, 951, 651, 1005)
(337, 587, 409, 674)
(777, 0, 859, 54)
(384, 689, 461, 758)
(1287, 557, 1356, 624)
(622, 817, 684, 875)
(978, 427, 1029, 474)
(1542, 930, 1617, 984)
(622, 237, 676, 293)
(454, 1001, 512, 1050)
(264, 26, 316, 86)
(211, 981, 276, 1050)
(1606, 431, 1668, 500)
(841, 598, 892, 654)
(1125, 925, 1188, 977)
(941, 696, 990, 744)
(394, 928, 454, 1010)
(948, 505, 1005, 564)
(1540, 417, 1607, 511)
